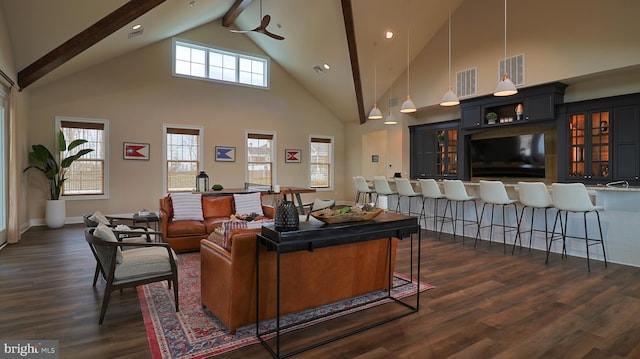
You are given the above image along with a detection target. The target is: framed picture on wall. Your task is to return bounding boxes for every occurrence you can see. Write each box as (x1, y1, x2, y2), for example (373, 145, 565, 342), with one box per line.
(123, 142, 150, 160)
(215, 146, 236, 162)
(285, 149, 302, 163)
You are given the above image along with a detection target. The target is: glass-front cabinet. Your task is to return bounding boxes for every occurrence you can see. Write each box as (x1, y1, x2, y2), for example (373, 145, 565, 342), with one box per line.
(410, 122, 459, 179)
(568, 110, 610, 181)
(436, 129, 458, 176)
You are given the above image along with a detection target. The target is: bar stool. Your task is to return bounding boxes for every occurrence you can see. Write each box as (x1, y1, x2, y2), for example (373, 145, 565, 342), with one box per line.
(441, 180, 479, 243)
(549, 183, 607, 272)
(475, 180, 520, 254)
(418, 179, 446, 234)
(395, 178, 423, 218)
(353, 176, 375, 205)
(373, 177, 398, 210)
(513, 181, 555, 255)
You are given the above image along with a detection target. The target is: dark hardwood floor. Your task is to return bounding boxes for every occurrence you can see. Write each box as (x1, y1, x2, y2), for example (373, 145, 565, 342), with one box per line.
(2, 223, 640, 358)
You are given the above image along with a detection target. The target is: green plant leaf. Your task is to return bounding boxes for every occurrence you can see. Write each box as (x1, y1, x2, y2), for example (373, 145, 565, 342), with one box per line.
(67, 139, 88, 152)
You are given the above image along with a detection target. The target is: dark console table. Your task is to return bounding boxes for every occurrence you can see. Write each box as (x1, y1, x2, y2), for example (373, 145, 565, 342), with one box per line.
(256, 212, 421, 358)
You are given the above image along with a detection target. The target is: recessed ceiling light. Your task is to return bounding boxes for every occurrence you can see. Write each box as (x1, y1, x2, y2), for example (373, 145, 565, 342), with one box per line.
(132, 24, 142, 30)
(189, 1, 196, 7)
(385, 31, 394, 39)
(323, 63, 331, 70)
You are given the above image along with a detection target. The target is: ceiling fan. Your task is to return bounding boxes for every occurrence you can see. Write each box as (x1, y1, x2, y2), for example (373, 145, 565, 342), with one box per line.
(230, 0, 285, 40)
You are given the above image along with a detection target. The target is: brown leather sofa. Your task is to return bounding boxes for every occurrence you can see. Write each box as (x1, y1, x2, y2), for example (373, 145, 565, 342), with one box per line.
(200, 228, 398, 334)
(158, 194, 275, 251)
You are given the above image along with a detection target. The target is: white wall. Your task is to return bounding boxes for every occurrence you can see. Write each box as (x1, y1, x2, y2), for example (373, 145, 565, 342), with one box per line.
(23, 20, 345, 223)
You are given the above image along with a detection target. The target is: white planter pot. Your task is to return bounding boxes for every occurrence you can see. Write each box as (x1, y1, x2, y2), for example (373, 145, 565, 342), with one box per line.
(45, 199, 66, 228)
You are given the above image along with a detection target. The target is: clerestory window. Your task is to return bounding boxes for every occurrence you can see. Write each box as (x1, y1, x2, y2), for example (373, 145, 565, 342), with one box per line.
(173, 39, 269, 88)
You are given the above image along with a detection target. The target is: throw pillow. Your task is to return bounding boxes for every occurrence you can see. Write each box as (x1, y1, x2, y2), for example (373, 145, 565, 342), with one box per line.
(171, 192, 204, 221)
(233, 192, 264, 216)
(89, 210, 111, 225)
(93, 223, 124, 264)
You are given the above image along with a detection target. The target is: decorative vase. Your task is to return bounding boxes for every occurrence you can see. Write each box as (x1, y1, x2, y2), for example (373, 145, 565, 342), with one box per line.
(45, 199, 66, 228)
(275, 200, 299, 231)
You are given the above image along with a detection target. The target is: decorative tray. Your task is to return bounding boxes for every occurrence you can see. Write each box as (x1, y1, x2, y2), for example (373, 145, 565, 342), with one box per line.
(310, 206, 383, 224)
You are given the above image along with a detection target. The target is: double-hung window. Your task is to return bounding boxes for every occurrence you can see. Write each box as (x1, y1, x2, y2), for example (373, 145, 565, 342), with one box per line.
(246, 132, 275, 186)
(173, 39, 269, 88)
(56, 117, 108, 199)
(310, 136, 333, 189)
(165, 126, 203, 193)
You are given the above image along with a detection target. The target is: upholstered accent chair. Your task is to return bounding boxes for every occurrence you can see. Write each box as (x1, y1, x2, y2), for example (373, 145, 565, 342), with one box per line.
(85, 225, 179, 324)
(83, 212, 155, 286)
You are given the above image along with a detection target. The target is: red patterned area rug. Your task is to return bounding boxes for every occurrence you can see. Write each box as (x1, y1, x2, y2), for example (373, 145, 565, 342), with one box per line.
(138, 252, 434, 359)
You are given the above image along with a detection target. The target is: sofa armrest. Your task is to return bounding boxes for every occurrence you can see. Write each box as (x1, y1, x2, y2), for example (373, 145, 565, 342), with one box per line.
(262, 205, 275, 219)
(159, 197, 172, 235)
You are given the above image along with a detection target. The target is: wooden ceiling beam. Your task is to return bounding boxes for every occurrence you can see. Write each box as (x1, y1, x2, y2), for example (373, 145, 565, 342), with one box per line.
(341, 0, 366, 124)
(17, 0, 166, 90)
(222, 0, 254, 27)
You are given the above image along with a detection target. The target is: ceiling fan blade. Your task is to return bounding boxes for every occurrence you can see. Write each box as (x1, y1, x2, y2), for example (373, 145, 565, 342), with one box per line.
(263, 29, 285, 40)
(260, 15, 271, 29)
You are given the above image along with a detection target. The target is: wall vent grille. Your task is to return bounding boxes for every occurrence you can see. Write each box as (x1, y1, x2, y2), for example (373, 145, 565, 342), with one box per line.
(499, 53, 525, 86)
(456, 67, 477, 98)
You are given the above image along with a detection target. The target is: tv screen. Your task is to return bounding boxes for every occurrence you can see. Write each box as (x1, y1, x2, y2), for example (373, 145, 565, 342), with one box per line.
(470, 134, 545, 178)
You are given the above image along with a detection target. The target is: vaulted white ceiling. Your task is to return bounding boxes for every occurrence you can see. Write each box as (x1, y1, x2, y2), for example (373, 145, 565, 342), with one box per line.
(0, 0, 463, 122)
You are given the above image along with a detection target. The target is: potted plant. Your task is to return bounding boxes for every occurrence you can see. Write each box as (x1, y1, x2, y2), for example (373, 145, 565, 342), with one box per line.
(24, 130, 94, 228)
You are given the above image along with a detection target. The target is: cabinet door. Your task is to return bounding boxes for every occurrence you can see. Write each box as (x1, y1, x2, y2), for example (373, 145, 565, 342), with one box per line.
(461, 106, 481, 128)
(568, 110, 610, 181)
(411, 128, 437, 178)
(613, 106, 640, 181)
(525, 94, 553, 120)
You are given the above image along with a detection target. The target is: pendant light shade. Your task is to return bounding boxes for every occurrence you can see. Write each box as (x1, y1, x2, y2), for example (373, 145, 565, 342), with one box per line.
(385, 87, 397, 125)
(494, 73, 518, 96)
(401, 0, 417, 114)
(494, 0, 518, 97)
(440, 89, 460, 106)
(384, 112, 397, 125)
(440, 0, 459, 107)
(368, 104, 383, 120)
(400, 96, 416, 113)
(368, 58, 383, 120)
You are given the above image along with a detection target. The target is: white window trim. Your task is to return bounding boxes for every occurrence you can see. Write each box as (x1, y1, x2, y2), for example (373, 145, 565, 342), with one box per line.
(55, 116, 110, 200)
(163, 124, 204, 195)
(172, 38, 270, 90)
(245, 130, 277, 187)
(309, 135, 334, 191)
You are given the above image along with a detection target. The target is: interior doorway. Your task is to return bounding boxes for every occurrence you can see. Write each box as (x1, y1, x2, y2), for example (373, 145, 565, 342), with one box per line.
(361, 130, 388, 180)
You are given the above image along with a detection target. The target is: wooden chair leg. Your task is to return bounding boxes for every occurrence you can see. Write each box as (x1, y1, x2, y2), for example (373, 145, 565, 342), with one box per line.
(93, 263, 100, 287)
(99, 287, 113, 325)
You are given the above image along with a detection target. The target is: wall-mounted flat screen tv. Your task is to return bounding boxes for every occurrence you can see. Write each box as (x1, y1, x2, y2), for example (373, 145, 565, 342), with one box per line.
(470, 134, 545, 178)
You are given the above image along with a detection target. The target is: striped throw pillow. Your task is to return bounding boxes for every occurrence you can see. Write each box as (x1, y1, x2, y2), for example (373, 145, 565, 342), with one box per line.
(171, 193, 204, 221)
(233, 192, 264, 216)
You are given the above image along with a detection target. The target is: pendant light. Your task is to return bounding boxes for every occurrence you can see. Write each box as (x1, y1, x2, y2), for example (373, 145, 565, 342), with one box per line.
(494, 0, 518, 96)
(368, 59, 383, 120)
(440, 0, 459, 106)
(400, 0, 417, 113)
(385, 87, 397, 125)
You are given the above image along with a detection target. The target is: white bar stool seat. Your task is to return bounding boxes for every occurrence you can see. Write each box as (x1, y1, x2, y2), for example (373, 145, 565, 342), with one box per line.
(514, 181, 556, 255)
(394, 178, 423, 217)
(442, 179, 479, 243)
(353, 176, 375, 205)
(373, 177, 398, 210)
(549, 183, 607, 272)
(475, 180, 520, 253)
(418, 179, 446, 235)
